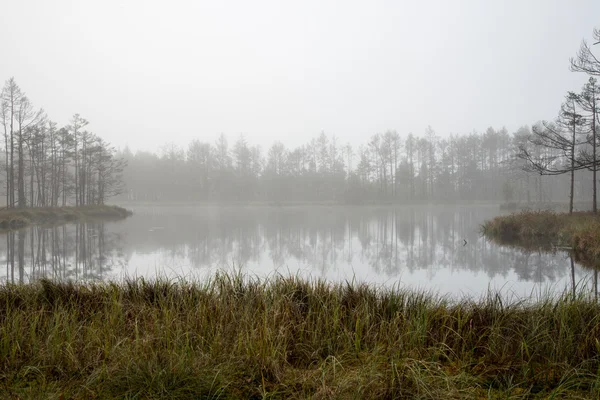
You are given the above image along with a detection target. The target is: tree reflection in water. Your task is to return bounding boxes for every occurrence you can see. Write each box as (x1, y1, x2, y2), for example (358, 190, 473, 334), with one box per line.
(2, 223, 126, 283)
(0, 205, 597, 298)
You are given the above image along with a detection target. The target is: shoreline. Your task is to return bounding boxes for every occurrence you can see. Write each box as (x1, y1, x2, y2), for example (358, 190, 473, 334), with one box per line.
(0, 205, 133, 230)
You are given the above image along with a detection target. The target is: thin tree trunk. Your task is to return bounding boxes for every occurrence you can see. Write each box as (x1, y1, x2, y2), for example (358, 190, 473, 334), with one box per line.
(593, 94, 597, 213)
(75, 137, 79, 207)
(17, 126, 25, 207)
(3, 124, 9, 208)
(30, 157, 34, 207)
(570, 159, 575, 213)
(9, 111, 14, 208)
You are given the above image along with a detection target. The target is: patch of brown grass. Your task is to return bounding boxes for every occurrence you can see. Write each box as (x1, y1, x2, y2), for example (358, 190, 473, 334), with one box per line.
(0, 205, 132, 230)
(482, 210, 600, 268)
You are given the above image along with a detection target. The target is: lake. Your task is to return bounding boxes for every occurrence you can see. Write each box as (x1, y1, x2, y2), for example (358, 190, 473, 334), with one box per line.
(0, 204, 597, 299)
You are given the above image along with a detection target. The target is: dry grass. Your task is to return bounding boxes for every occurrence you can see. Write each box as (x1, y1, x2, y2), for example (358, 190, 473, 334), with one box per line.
(1, 273, 599, 398)
(482, 211, 600, 267)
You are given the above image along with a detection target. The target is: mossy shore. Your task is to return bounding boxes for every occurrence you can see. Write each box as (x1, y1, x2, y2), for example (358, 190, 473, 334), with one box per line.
(482, 210, 600, 266)
(1, 274, 600, 398)
(0, 205, 133, 229)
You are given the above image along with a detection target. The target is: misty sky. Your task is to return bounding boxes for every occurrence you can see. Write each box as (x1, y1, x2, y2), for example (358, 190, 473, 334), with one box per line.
(1, 0, 599, 154)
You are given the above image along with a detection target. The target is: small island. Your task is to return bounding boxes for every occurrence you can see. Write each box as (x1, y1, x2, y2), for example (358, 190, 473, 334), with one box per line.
(0, 81, 131, 230)
(482, 210, 600, 267)
(0, 205, 133, 230)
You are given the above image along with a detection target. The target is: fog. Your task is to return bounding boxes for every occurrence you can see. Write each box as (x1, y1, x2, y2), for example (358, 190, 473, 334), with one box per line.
(2, 1, 600, 296)
(1, 0, 599, 153)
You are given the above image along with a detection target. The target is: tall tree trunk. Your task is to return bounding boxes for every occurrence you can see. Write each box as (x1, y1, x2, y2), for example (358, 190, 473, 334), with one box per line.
(569, 122, 576, 214)
(3, 126, 9, 208)
(17, 127, 25, 207)
(30, 157, 34, 207)
(593, 94, 597, 213)
(9, 117, 14, 208)
(75, 138, 79, 207)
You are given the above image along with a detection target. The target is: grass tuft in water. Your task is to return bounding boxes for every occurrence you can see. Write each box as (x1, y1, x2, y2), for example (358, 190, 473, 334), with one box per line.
(482, 210, 600, 267)
(0, 205, 132, 230)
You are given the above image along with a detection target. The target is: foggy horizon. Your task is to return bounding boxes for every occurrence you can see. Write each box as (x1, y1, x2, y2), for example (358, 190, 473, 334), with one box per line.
(2, 0, 599, 153)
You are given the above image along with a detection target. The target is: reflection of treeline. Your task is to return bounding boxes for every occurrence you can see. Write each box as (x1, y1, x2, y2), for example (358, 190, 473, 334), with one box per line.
(118, 207, 574, 282)
(0, 207, 583, 284)
(1, 223, 124, 283)
(1, 78, 125, 208)
(0, 207, 587, 285)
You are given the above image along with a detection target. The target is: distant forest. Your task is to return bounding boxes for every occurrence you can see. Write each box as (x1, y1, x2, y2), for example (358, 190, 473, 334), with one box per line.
(115, 126, 591, 205)
(0, 78, 125, 208)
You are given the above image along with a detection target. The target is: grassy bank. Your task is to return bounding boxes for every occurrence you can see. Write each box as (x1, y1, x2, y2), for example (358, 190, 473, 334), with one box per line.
(0, 205, 133, 229)
(482, 211, 600, 266)
(1, 274, 600, 398)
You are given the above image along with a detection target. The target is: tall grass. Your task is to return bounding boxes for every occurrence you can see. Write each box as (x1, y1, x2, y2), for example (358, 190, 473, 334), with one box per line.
(1, 273, 600, 398)
(482, 210, 600, 267)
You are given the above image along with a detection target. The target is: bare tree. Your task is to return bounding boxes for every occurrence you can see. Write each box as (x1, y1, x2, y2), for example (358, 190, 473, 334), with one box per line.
(0, 78, 22, 208)
(425, 126, 437, 199)
(15, 95, 44, 207)
(0, 90, 10, 208)
(68, 114, 89, 206)
(383, 131, 400, 198)
(571, 28, 600, 76)
(517, 93, 586, 212)
(575, 78, 600, 212)
(94, 140, 126, 204)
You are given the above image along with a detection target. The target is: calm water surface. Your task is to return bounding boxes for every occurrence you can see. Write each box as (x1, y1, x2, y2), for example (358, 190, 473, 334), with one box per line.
(0, 205, 597, 299)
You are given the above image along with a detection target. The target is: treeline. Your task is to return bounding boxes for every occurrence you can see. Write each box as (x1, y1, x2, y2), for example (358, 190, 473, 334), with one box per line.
(117, 126, 587, 205)
(0, 78, 125, 208)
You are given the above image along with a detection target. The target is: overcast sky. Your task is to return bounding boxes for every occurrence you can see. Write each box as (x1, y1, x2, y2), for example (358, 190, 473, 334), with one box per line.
(1, 0, 599, 153)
